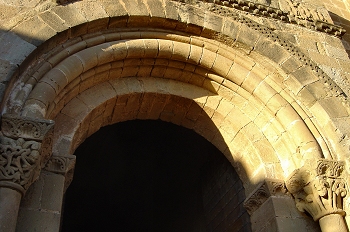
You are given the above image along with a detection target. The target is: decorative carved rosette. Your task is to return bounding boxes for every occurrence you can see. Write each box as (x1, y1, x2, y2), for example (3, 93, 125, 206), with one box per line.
(285, 159, 347, 221)
(0, 114, 55, 195)
(44, 154, 76, 192)
(244, 178, 288, 215)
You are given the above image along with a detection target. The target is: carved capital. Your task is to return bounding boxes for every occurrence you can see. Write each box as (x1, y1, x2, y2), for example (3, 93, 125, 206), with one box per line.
(285, 159, 347, 221)
(0, 136, 41, 194)
(0, 114, 55, 195)
(244, 178, 288, 215)
(44, 154, 76, 192)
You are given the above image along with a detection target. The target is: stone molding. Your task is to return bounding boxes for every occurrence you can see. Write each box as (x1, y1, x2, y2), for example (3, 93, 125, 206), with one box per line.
(0, 114, 55, 195)
(1, 114, 54, 141)
(285, 159, 347, 221)
(211, 0, 345, 37)
(244, 178, 288, 215)
(44, 154, 76, 192)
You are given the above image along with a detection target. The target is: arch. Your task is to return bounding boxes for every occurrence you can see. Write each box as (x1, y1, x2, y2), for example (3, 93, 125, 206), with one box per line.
(3, 26, 337, 179)
(1, 0, 348, 166)
(0, 0, 349, 231)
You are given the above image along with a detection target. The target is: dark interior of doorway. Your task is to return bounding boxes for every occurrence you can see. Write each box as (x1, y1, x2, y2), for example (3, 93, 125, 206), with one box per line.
(61, 120, 251, 232)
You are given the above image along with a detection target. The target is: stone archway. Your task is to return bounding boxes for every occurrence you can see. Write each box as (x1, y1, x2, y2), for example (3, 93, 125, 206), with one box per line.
(61, 120, 251, 231)
(0, 1, 349, 231)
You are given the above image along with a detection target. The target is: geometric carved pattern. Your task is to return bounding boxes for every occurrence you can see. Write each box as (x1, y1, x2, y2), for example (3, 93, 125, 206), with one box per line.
(244, 178, 288, 215)
(211, 0, 345, 37)
(285, 159, 347, 221)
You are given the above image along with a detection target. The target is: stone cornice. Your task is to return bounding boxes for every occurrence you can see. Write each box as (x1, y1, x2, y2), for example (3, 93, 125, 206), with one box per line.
(211, 0, 346, 37)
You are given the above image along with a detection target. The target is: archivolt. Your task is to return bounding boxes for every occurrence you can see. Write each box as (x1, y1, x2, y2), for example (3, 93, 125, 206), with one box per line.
(2, 27, 329, 187)
(1, 6, 346, 188)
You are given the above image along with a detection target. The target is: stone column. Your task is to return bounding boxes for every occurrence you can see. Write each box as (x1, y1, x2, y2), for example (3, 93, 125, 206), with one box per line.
(0, 114, 54, 232)
(285, 159, 348, 232)
(244, 178, 320, 232)
(15, 154, 76, 232)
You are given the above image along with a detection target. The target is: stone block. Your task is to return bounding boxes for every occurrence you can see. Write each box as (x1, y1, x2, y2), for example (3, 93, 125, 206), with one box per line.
(16, 208, 61, 232)
(222, 18, 241, 42)
(212, 54, 234, 78)
(281, 55, 303, 74)
(202, 11, 223, 36)
(41, 68, 68, 93)
(157, 39, 173, 59)
(0, 59, 17, 83)
(172, 41, 190, 61)
(317, 97, 349, 118)
(241, 71, 263, 95)
(0, 32, 36, 65)
(126, 39, 146, 58)
(52, 5, 88, 37)
(199, 48, 216, 69)
(40, 172, 65, 212)
(122, 0, 149, 16)
(38, 10, 69, 33)
(164, 1, 179, 21)
(254, 37, 291, 65)
(11, 16, 56, 47)
(146, 0, 165, 18)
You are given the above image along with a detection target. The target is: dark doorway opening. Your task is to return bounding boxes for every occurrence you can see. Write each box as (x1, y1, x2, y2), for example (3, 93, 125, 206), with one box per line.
(61, 120, 251, 232)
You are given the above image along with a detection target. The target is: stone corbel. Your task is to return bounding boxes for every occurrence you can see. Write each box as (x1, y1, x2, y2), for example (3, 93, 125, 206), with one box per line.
(44, 154, 76, 192)
(0, 114, 54, 195)
(285, 159, 348, 232)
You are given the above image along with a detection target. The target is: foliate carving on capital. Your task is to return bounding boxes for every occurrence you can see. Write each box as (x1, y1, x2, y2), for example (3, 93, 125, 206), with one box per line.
(244, 178, 288, 215)
(44, 155, 76, 193)
(285, 159, 347, 221)
(44, 155, 76, 175)
(0, 136, 41, 194)
(0, 114, 55, 194)
(1, 114, 54, 141)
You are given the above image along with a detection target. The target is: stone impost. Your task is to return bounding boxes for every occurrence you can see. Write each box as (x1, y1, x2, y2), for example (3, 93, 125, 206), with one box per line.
(0, 114, 54, 232)
(285, 159, 348, 232)
(244, 178, 288, 215)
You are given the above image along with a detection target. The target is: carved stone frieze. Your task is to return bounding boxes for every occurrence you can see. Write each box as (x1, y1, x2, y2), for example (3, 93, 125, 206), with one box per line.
(1, 114, 54, 141)
(244, 178, 288, 215)
(211, 0, 345, 37)
(0, 136, 41, 194)
(285, 159, 347, 221)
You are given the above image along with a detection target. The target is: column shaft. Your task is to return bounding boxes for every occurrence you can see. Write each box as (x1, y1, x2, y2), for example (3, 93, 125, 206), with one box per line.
(319, 214, 348, 232)
(0, 188, 21, 232)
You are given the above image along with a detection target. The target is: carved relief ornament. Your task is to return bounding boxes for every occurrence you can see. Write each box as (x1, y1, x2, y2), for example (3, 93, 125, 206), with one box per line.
(0, 114, 54, 195)
(244, 178, 288, 215)
(211, 0, 345, 37)
(285, 159, 347, 221)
